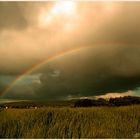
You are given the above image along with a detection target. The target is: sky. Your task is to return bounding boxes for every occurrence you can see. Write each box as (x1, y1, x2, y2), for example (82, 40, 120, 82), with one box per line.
(0, 1, 140, 101)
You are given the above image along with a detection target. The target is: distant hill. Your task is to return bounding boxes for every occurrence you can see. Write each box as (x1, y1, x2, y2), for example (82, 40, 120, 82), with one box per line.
(0, 96, 140, 108)
(0, 100, 75, 108)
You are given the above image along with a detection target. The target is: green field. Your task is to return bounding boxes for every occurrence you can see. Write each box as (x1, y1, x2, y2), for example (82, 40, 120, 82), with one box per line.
(0, 105, 140, 138)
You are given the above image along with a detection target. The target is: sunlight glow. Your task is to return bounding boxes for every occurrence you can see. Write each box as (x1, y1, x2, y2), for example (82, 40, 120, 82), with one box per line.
(52, 1, 76, 16)
(39, 1, 77, 29)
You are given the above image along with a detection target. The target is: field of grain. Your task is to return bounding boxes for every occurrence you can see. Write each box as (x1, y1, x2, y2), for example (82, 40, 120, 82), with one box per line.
(0, 105, 140, 138)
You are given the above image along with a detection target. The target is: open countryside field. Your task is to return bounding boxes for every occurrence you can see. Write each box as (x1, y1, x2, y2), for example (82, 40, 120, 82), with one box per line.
(0, 105, 140, 138)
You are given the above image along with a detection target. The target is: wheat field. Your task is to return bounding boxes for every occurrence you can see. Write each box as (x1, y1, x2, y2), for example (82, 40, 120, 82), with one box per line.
(0, 105, 140, 138)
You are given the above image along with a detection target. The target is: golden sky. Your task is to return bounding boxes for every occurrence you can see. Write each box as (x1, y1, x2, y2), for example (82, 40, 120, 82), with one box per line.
(0, 1, 140, 100)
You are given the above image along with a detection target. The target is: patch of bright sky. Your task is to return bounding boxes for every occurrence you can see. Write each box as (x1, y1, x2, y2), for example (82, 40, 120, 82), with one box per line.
(50, 70, 60, 77)
(16, 73, 42, 85)
(134, 88, 140, 96)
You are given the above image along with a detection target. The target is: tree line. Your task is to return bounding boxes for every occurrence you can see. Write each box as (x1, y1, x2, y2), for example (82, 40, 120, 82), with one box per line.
(74, 96, 140, 107)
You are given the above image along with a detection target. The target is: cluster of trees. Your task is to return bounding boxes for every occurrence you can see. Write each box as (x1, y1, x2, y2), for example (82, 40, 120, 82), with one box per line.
(109, 96, 140, 106)
(74, 98, 108, 107)
(74, 96, 140, 107)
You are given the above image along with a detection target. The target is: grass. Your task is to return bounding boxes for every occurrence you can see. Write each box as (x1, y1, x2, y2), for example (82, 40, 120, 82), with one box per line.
(0, 105, 140, 138)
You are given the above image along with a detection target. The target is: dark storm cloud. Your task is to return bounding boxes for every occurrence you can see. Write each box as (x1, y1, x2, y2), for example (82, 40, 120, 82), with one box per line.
(0, 82, 6, 95)
(4, 45, 140, 101)
(31, 46, 140, 100)
(1, 2, 140, 100)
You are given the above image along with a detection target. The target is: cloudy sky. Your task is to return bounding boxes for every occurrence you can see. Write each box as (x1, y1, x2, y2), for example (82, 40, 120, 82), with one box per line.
(0, 1, 140, 101)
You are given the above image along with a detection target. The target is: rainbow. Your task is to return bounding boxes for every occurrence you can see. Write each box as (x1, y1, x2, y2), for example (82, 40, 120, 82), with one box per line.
(1, 42, 133, 97)
(1, 46, 87, 96)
